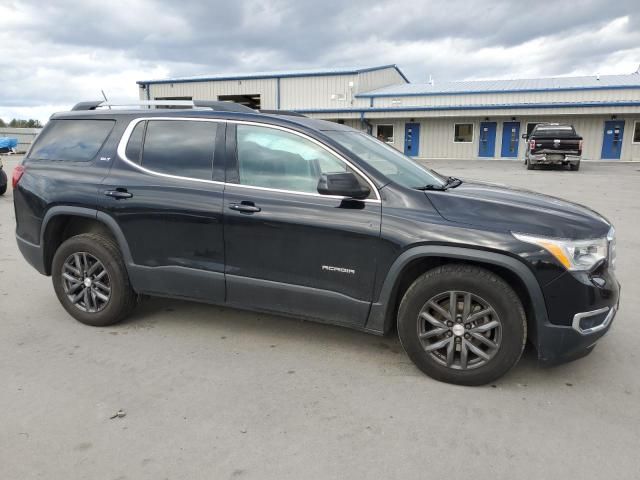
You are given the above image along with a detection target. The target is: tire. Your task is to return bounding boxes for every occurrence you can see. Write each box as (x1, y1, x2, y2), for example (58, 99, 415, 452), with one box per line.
(570, 162, 580, 171)
(526, 159, 535, 170)
(52, 233, 137, 326)
(0, 169, 7, 195)
(397, 264, 526, 386)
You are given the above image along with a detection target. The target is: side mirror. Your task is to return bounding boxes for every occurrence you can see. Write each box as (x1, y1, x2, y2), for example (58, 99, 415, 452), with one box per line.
(317, 172, 370, 200)
(521, 133, 528, 140)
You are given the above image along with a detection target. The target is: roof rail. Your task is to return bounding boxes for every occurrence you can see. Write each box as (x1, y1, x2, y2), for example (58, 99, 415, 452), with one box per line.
(259, 109, 307, 117)
(70, 100, 257, 113)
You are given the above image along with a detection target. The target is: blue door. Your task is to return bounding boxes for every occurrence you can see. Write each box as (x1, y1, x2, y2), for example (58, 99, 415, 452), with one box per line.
(478, 122, 497, 157)
(601, 120, 625, 159)
(500, 122, 520, 158)
(404, 123, 420, 157)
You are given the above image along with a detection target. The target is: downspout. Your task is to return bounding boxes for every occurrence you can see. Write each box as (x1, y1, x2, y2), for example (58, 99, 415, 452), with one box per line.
(276, 77, 281, 110)
(360, 111, 373, 135)
(145, 83, 151, 101)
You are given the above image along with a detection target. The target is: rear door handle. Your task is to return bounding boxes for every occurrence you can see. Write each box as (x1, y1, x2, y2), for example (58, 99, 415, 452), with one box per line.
(229, 202, 261, 213)
(104, 189, 133, 199)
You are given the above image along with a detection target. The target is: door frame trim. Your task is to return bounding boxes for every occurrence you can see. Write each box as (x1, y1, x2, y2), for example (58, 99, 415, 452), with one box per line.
(116, 116, 381, 202)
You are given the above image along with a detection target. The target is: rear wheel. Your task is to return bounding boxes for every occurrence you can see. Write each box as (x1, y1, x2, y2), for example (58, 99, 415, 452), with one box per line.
(52, 233, 137, 326)
(0, 169, 7, 195)
(526, 159, 535, 170)
(569, 162, 580, 171)
(397, 264, 526, 385)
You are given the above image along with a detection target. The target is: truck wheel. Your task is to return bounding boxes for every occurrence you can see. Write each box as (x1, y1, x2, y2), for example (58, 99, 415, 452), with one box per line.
(0, 169, 7, 195)
(397, 264, 526, 386)
(570, 162, 580, 171)
(526, 159, 535, 170)
(51, 233, 137, 327)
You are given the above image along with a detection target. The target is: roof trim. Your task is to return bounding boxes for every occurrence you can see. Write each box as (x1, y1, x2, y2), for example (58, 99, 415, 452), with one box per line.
(357, 83, 640, 98)
(137, 64, 409, 85)
(294, 101, 640, 114)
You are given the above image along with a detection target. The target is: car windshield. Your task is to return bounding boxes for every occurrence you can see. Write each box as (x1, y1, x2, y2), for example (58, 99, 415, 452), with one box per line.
(324, 131, 445, 189)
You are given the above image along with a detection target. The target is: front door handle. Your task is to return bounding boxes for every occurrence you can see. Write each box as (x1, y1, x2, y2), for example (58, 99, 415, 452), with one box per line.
(229, 202, 261, 213)
(104, 189, 133, 199)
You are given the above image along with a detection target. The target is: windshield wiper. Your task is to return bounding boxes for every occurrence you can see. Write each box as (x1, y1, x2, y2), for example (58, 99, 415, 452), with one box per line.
(414, 177, 463, 191)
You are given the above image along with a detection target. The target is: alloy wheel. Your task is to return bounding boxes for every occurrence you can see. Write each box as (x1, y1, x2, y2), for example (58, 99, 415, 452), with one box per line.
(61, 252, 111, 313)
(417, 291, 502, 370)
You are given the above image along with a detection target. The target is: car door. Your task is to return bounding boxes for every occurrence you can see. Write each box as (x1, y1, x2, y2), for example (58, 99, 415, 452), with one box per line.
(100, 117, 226, 302)
(223, 122, 382, 328)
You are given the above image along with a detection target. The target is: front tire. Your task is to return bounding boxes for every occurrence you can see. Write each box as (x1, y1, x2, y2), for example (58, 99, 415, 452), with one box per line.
(52, 233, 137, 326)
(397, 264, 526, 386)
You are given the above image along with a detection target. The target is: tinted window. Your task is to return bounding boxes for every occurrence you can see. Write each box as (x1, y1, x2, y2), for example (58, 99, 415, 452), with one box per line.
(533, 125, 576, 137)
(125, 121, 145, 163)
(141, 120, 217, 180)
(237, 124, 366, 195)
(454, 123, 473, 142)
(325, 131, 445, 190)
(28, 119, 114, 162)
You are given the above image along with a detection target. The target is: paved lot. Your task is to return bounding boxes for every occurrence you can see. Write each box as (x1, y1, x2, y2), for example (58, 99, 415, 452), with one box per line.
(1, 155, 639, 479)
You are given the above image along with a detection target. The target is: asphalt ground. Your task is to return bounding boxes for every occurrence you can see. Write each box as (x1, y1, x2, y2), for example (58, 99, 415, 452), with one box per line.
(1, 155, 639, 479)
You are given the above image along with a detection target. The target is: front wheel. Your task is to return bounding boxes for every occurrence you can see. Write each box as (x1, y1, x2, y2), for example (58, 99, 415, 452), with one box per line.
(397, 264, 526, 385)
(52, 233, 137, 326)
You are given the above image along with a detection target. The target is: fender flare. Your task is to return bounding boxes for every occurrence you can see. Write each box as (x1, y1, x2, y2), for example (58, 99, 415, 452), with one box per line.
(365, 246, 549, 338)
(40, 206, 134, 268)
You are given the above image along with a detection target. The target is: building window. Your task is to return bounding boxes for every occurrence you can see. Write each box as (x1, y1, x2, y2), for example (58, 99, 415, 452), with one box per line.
(633, 121, 640, 143)
(376, 125, 394, 143)
(454, 123, 473, 143)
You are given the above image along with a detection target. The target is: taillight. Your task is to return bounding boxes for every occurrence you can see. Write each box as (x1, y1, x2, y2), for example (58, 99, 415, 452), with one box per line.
(12, 165, 25, 189)
(529, 139, 536, 151)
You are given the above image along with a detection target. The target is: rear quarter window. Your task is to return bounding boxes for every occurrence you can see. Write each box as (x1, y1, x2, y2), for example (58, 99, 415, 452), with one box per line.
(28, 119, 115, 162)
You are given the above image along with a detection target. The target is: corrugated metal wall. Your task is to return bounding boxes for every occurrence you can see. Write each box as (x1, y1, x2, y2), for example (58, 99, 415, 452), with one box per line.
(364, 115, 640, 161)
(358, 68, 407, 94)
(370, 88, 640, 108)
(146, 78, 279, 109)
(279, 74, 360, 110)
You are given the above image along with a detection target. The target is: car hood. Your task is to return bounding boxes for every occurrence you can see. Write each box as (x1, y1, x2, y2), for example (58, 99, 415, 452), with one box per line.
(426, 181, 611, 239)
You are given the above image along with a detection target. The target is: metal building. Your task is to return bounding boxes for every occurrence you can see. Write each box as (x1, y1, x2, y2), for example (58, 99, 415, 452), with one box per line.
(137, 65, 640, 161)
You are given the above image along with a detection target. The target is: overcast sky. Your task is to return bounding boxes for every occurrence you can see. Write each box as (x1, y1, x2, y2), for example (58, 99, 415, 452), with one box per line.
(1, 0, 639, 123)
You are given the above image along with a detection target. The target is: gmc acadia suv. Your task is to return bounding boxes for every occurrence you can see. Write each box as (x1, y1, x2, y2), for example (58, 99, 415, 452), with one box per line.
(13, 100, 620, 385)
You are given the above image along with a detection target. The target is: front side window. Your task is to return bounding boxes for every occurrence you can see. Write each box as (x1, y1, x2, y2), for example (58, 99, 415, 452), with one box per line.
(454, 123, 473, 143)
(28, 119, 115, 162)
(236, 124, 369, 195)
(141, 120, 217, 180)
(325, 131, 445, 190)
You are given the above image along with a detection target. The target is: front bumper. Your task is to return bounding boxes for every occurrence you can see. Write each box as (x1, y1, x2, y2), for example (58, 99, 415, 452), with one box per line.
(535, 268, 620, 365)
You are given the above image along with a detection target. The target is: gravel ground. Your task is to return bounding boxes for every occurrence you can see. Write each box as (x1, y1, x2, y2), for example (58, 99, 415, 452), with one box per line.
(1, 155, 639, 479)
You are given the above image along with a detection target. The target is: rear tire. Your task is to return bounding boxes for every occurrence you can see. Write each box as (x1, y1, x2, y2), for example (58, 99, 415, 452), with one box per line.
(397, 264, 526, 386)
(52, 233, 137, 326)
(526, 159, 535, 170)
(570, 162, 580, 171)
(0, 169, 7, 195)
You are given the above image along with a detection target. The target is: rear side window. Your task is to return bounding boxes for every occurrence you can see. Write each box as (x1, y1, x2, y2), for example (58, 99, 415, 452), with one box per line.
(141, 120, 217, 180)
(28, 119, 115, 162)
(125, 121, 146, 163)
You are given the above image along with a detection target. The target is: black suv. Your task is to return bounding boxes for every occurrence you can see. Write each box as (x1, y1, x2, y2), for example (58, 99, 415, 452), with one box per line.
(13, 101, 620, 385)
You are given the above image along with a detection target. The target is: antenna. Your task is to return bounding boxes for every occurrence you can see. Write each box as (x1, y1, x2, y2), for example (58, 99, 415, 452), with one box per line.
(101, 90, 111, 109)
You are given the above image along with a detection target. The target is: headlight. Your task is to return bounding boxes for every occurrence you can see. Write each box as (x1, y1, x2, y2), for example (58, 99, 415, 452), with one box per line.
(513, 231, 610, 271)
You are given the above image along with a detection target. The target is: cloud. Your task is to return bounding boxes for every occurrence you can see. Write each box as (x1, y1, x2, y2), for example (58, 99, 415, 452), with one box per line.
(1, 0, 639, 123)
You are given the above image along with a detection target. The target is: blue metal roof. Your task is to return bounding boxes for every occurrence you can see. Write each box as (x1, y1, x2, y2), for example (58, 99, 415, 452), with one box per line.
(357, 73, 640, 97)
(137, 65, 409, 85)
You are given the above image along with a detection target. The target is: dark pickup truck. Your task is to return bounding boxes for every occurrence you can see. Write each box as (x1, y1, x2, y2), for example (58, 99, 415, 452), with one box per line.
(523, 123, 583, 170)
